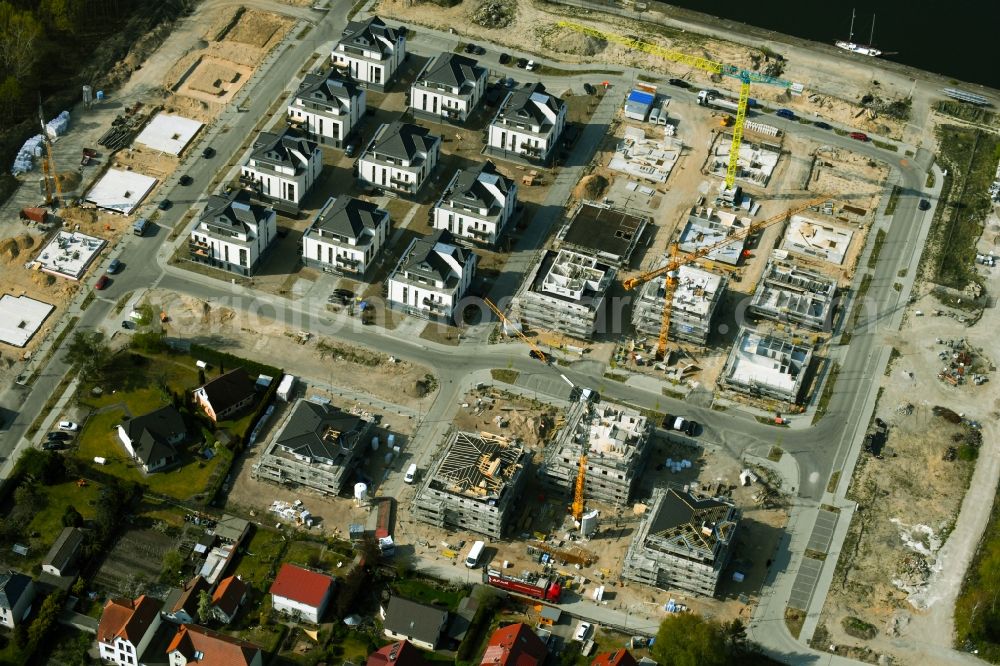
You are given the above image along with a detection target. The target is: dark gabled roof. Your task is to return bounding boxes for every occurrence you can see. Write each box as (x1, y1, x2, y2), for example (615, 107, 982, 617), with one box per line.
(211, 575, 248, 618)
(648, 488, 737, 559)
(0, 571, 31, 611)
(382, 597, 447, 646)
(370, 121, 440, 162)
(200, 189, 271, 233)
(122, 406, 186, 465)
(296, 68, 360, 106)
(166, 575, 210, 618)
(498, 82, 564, 127)
(43, 526, 84, 572)
(418, 52, 485, 90)
(340, 16, 401, 56)
(312, 197, 388, 241)
(250, 128, 317, 172)
(196, 368, 256, 417)
(276, 400, 367, 461)
(398, 229, 470, 284)
(444, 161, 512, 214)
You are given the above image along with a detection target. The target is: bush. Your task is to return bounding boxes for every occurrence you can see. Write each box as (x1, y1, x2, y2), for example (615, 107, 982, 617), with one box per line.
(841, 616, 878, 640)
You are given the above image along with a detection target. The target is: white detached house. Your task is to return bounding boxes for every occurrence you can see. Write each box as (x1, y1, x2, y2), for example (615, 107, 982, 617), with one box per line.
(269, 563, 334, 624)
(241, 128, 322, 211)
(410, 52, 487, 123)
(433, 161, 517, 246)
(488, 82, 567, 164)
(357, 121, 441, 197)
(332, 16, 405, 91)
(387, 229, 477, 323)
(97, 595, 163, 666)
(287, 68, 365, 149)
(302, 196, 390, 277)
(188, 190, 277, 277)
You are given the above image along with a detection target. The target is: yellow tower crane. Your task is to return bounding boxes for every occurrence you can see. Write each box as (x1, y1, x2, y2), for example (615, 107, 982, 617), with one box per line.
(572, 455, 587, 522)
(623, 197, 830, 360)
(557, 21, 794, 189)
(483, 297, 549, 364)
(38, 98, 63, 208)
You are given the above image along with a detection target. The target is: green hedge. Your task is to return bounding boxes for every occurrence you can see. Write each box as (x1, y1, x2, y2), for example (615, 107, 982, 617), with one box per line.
(188, 343, 281, 380)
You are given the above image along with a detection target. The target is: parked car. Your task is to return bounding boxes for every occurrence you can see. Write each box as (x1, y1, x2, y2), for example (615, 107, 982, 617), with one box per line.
(344, 139, 358, 157)
(775, 108, 795, 119)
(668, 78, 691, 89)
(158, 199, 172, 211)
(574, 622, 592, 641)
(814, 121, 833, 130)
(58, 421, 79, 431)
(529, 349, 549, 363)
(849, 131, 869, 141)
(47, 431, 72, 441)
(179, 175, 193, 186)
(106, 258, 122, 274)
(665, 415, 691, 432)
(516, 58, 528, 69)
(464, 43, 479, 54)
(95, 275, 110, 290)
(499, 53, 511, 65)
(202, 146, 215, 158)
(43, 442, 65, 451)
(525, 60, 537, 71)
(121, 320, 134, 330)
(684, 420, 699, 437)
(583, 82, 596, 95)
(473, 45, 486, 55)
(919, 199, 931, 211)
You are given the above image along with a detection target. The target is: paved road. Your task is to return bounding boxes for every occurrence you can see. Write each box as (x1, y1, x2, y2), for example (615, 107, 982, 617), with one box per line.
(0, 4, 950, 664)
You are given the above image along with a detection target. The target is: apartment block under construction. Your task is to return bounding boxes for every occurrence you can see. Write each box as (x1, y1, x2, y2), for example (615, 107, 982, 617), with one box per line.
(622, 487, 739, 597)
(412, 431, 529, 538)
(749, 257, 838, 331)
(632, 263, 726, 345)
(541, 400, 652, 507)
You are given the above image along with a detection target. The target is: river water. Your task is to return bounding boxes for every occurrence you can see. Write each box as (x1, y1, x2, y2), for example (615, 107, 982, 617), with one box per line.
(662, 1, 999, 91)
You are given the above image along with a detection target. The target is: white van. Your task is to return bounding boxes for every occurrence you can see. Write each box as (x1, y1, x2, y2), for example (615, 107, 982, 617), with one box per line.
(404, 463, 417, 484)
(465, 540, 485, 568)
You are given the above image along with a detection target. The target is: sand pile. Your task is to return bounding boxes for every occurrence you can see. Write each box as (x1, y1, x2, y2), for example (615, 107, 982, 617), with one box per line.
(573, 174, 610, 201)
(543, 26, 605, 56)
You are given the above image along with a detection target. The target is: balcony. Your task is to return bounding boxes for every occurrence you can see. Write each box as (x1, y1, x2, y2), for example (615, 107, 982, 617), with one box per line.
(336, 255, 360, 267)
(422, 297, 448, 311)
(467, 227, 492, 241)
(188, 239, 212, 259)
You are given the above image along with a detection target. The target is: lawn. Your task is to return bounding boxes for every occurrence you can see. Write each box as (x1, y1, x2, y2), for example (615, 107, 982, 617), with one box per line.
(73, 407, 224, 500)
(25, 479, 102, 550)
(284, 540, 353, 574)
(391, 577, 467, 612)
(233, 527, 288, 589)
(79, 351, 200, 416)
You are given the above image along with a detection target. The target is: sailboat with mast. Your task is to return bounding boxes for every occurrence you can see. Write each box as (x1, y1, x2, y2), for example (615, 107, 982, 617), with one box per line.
(835, 8, 883, 57)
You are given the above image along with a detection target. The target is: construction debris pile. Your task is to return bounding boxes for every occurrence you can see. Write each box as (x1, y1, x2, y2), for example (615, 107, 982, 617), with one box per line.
(269, 499, 314, 528)
(472, 0, 515, 28)
(934, 337, 991, 386)
(99, 103, 153, 152)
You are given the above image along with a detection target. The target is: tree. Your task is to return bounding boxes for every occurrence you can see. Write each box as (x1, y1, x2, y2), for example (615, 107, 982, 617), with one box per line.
(63, 330, 111, 380)
(61, 505, 83, 528)
(197, 589, 213, 624)
(0, 3, 42, 81)
(651, 613, 730, 666)
(131, 329, 165, 353)
(159, 549, 185, 586)
(40, 0, 84, 34)
(0, 74, 20, 120)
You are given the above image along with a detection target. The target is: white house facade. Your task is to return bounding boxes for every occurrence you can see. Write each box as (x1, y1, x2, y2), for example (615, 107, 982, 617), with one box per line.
(241, 128, 322, 210)
(433, 161, 517, 246)
(97, 596, 163, 666)
(357, 121, 441, 196)
(188, 190, 277, 277)
(332, 16, 405, 91)
(302, 196, 390, 277)
(287, 68, 365, 148)
(410, 52, 487, 123)
(269, 564, 334, 624)
(0, 572, 34, 629)
(487, 82, 567, 164)
(387, 229, 477, 322)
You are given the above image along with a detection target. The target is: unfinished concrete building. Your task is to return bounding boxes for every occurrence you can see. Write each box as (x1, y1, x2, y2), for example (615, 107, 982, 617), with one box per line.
(709, 132, 779, 186)
(515, 249, 616, 340)
(413, 432, 529, 538)
(253, 399, 374, 495)
(632, 263, 726, 345)
(749, 258, 837, 331)
(622, 487, 739, 597)
(541, 400, 653, 507)
(720, 327, 814, 403)
(677, 205, 751, 266)
(554, 201, 648, 268)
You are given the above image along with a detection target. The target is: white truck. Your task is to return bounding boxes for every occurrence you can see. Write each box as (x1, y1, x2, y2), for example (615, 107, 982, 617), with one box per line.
(277, 374, 296, 401)
(697, 89, 740, 113)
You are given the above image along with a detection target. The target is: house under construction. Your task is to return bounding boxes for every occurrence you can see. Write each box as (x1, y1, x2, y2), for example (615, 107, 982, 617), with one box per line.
(515, 249, 616, 340)
(541, 400, 653, 507)
(749, 257, 838, 331)
(253, 399, 374, 495)
(412, 431, 529, 538)
(554, 201, 649, 268)
(720, 326, 814, 403)
(622, 487, 739, 597)
(632, 263, 726, 345)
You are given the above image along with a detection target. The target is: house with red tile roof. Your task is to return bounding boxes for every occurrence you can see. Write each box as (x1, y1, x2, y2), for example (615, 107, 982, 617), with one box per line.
(96, 595, 163, 666)
(367, 639, 428, 666)
(268, 563, 334, 623)
(167, 624, 262, 666)
(591, 648, 639, 666)
(210, 575, 249, 624)
(479, 623, 548, 666)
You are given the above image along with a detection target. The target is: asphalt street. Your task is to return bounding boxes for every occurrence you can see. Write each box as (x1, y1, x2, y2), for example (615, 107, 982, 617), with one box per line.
(0, 3, 943, 662)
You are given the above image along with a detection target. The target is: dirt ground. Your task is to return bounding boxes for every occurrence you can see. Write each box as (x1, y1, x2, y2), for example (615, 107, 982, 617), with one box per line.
(147, 288, 436, 408)
(451, 387, 559, 451)
(376, 0, 906, 139)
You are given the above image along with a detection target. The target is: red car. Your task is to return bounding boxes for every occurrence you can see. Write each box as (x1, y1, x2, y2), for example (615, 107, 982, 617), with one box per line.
(95, 275, 110, 290)
(850, 132, 869, 142)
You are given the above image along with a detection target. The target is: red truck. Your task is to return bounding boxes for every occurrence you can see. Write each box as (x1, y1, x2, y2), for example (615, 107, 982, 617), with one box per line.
(486, 569, 562, 602)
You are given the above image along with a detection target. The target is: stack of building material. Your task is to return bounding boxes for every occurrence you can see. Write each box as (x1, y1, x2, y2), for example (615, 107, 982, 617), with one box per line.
(11, 135, 44, 175)
(45, 111, 71, 139)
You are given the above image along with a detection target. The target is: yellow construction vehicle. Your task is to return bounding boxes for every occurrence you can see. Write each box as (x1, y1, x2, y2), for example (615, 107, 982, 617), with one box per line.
(557, 21, 794, 190)
(623, 197, 830, 360)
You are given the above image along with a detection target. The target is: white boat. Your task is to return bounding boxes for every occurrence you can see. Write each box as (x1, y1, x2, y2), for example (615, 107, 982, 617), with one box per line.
(835, 8, 882, 57)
